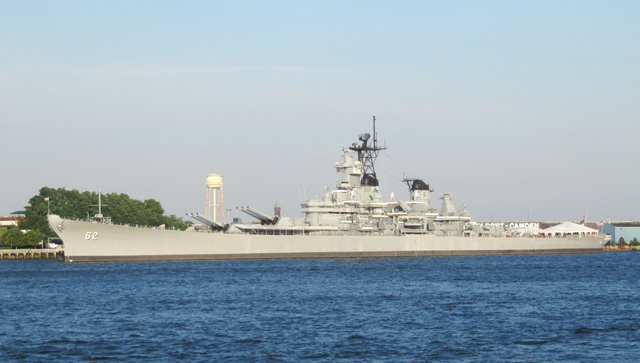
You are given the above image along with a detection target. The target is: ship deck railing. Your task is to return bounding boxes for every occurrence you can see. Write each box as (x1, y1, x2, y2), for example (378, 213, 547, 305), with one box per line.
(62, 217, 184, 230)
(507, 234, 602, 239)
(54, 217, 606, 239)
(233, 224, 339, 235)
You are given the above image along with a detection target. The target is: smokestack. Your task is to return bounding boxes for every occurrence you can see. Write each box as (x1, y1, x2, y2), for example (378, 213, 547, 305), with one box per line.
(274, 201, 281, 218)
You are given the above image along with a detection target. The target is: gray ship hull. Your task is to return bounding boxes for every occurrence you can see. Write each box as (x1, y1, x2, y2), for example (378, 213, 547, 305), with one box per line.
(49, 215, 606, 263)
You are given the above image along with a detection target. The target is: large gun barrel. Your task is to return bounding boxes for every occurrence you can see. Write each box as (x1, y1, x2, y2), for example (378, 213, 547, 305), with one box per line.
(237, 206, 279, 225)
(186, 213, 228, 231)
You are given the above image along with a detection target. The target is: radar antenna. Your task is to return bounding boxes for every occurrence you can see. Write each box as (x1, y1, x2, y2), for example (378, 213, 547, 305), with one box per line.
(402, 177, 432, 192)
(90, 185, 111, 224)
(349, 116, 386, 186)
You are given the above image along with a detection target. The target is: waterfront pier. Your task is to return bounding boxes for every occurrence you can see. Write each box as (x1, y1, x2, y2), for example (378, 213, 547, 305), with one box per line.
(0, 248, 61, 260)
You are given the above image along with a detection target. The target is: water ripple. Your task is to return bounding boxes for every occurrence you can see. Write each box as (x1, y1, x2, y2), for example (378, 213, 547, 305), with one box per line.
(1, 254, 639, 361)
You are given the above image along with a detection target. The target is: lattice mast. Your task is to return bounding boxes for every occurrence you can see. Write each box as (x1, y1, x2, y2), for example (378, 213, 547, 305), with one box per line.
(349, 116, 386, 186)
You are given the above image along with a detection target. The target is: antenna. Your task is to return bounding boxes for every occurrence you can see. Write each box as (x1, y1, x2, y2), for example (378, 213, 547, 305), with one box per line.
(349, 116, 386, 186)
(98, 185, 102, 216)
(90, 185, 108, 217)
(373, 115, 377, 148)
(90, 185, 111, 224)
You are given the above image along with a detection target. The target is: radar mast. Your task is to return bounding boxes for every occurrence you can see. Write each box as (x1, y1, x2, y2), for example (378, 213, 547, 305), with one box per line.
(349, 116, 386, 186)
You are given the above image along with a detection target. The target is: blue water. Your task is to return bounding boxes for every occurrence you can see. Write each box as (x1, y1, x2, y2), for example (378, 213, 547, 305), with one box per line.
(1, 253, 639, 362)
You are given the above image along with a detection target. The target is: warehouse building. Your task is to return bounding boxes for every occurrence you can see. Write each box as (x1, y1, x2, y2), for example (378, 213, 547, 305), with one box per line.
(601, 222, 640, 245)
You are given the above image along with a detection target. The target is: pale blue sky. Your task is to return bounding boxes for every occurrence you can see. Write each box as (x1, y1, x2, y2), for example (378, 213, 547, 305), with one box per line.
(1, 1, 639, 222)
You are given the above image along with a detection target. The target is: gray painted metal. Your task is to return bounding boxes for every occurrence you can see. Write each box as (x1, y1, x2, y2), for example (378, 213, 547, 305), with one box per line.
(186, 213, 224, 230)
(49, 122, 606, 262)
(49, 214, 605, 263)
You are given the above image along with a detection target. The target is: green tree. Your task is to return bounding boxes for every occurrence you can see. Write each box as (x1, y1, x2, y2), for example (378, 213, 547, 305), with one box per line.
(24, 230, 46, 248)
(19, 192, 49, 233)
(0, 227, 40, 248)
(0, 228, 23, 247)
(143, 199, 164, 226)
(163, 214, 188, 229)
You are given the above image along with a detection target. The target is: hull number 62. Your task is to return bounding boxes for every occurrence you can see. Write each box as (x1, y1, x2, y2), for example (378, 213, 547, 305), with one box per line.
(85, 232, 99, 240)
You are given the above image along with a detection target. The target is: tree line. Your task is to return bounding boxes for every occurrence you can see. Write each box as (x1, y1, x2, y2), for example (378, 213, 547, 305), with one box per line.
(0, 187, 191, 248)
(0, 228, 45, 249)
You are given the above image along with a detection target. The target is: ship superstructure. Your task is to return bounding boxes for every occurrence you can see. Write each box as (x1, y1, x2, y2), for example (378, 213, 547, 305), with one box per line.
(235, 119, 499, 238)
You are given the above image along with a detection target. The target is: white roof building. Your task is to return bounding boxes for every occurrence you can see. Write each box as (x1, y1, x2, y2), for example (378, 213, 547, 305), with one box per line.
(542, 222, 597, 236)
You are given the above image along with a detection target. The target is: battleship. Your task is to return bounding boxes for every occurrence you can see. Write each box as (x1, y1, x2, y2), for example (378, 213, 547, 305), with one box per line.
(48, 119, 606, 262)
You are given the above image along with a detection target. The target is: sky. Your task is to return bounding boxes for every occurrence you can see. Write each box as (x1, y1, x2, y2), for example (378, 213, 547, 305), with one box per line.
(1, 1, 639, 223)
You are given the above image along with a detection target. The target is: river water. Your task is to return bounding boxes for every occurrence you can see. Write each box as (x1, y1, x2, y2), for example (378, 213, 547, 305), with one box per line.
(1, 253, 638, 361)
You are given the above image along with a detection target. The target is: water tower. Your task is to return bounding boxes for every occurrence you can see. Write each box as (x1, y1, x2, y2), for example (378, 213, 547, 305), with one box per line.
(206, 173, 225, 224)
